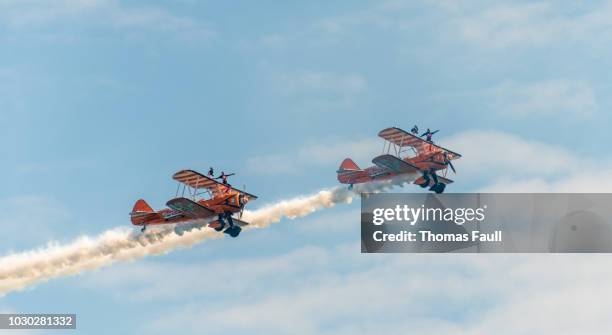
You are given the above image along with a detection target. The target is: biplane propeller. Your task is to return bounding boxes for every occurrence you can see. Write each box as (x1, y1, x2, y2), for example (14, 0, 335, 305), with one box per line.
(443, 152, 456, 174)
(337, 127, 462, 194)
(238, 188, 247, 219)
(130, 169, 258, 238)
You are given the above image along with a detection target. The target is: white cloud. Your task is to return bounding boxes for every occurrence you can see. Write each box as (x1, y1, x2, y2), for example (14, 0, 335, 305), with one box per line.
(0, 67, 27, 118)
(443, 129, 587, 181)
(80, 245, 332, 303)
(0, 195, 72, 251)
(0, 0, 214, 40)
(257, 69, 369, 119)
(273, 71, 366, 96)
(488, 80, 598, 118)
(270, 1, 612, 54)
(254, 3, 602, 123)
(480, 169, 612, 193)
(442, 129, 612, 192)
(249, 128, 592, 181)
(249, 128, 612, 196)
(15, 158, 98, 175)
(71, 129, 612, 334)
(295, 209, 359, 234)
(452, 2, 560, 48)
(248, 137, 380, 175)
(260, 33, 287, 47)
(81, 241, 612, 335)
(447, 2, 612, 49)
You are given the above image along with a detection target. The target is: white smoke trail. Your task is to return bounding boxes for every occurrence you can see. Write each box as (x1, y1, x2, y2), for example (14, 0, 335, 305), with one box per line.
(0, 176, 414, 296)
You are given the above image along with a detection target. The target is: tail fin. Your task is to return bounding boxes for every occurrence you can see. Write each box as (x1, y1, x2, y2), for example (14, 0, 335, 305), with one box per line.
(130, 199, 156, 225)
(132, 199, 154, 214)
(337, 158, 366, 184)
(337, 158, 360, 172)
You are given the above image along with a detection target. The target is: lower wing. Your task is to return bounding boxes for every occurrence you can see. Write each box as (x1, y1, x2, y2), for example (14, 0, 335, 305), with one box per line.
(166, 197, 216, 219)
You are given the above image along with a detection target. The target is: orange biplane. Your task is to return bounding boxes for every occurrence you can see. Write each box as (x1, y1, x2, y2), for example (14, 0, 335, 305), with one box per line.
(130, 169, 257, 237)
(337, 127, 462, 193)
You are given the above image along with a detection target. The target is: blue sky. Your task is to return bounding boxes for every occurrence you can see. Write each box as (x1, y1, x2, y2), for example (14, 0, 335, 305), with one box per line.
(2, 1, 612, 334)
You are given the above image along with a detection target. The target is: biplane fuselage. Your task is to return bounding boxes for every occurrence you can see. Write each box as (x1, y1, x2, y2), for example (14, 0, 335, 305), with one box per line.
(130, 191, 245, 226)
(337, 127, 462, 192)
(130, 170, 257, 230)
(340, 151, 448, 183)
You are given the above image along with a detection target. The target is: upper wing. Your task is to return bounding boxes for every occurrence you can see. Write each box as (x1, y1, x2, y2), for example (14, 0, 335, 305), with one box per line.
(166, 197, 215, 219)
(172, 169, 258, 200)
(372, 154, 419, 173)
(378, 127, 462, 159)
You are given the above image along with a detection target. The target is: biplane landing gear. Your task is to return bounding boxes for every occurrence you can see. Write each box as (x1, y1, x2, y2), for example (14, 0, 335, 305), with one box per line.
(225, 226, 241, 238)
(421, 171, 445, 194)
(217, 212, 241, 237)
(419, 173, 430, 188)
(431, 183, 445, 194)
(141, 225, 147, 233)
(222, 212, 241, 238)
(215, 213, 226, 231)
(348, 184, 354, 190)
(428, 171, 446, 194)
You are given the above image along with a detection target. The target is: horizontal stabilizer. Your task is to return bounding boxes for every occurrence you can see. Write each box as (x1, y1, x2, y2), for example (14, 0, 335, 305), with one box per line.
(438, 176, 454, 184)
(233, 218, 250, 226)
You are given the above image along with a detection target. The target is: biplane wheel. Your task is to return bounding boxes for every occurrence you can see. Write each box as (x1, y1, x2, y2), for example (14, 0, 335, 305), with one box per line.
(214, 222, 225, 232)
(224, 226, 241, 238)
(419, 176, 430, 188)
(215, 214, 226, 231)
(432, 183, 446, 194)
(141, 225, 147, 233)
